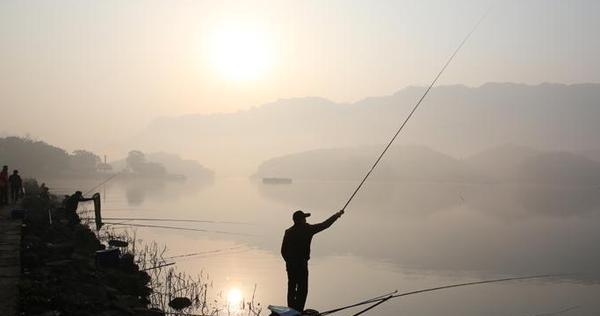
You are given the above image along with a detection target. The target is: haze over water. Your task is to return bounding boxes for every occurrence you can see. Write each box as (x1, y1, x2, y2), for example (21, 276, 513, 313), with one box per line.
(45, 177, 600, 315)
(3, 0, 600, 315)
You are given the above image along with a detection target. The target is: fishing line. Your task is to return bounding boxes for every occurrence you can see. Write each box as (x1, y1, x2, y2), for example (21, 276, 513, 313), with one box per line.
(84, 171, 123, 195)
(102, 217, 254, 225)
(340, 8, 491, 212)
(102, 208, 155, 211)
(169, 248, 252, 263)
(136, 245, 252, 271)
(319, 274, 563, 315)
(165, 245, 248, 260)
(101, 219, 134, 228)
(102, 221, 258, 237)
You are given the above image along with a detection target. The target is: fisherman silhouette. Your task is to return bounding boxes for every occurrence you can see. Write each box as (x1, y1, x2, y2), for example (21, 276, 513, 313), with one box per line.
(64, 191, 94, 223)
(39, 183, 50, 200)
(8, 170, 22, 203)
(281, 209, 344, 312)
(0, 165, 8, 205)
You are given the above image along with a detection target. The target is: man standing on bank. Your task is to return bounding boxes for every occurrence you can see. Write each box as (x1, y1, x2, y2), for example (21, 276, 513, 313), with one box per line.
(8, 170, 23, 203)
(281, 209, 344, 312)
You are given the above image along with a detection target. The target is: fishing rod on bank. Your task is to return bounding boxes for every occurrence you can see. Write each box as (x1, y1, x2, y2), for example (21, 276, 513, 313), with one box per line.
(84, 170, 124, 195)
(340, 8, 490, 212)
(138, 245, 252, 268)
(101, 221, 259, 237)
(164, 245, 249, 260)
(80, 211, 256, 229)
(318, 274, 565, 316)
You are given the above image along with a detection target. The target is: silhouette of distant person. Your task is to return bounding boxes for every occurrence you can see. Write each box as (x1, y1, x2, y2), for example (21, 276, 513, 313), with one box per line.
(281, 209, 344, 312)
(40, 183, 50, 200)
(0, 166, 8, 205)
(8, 170, 22, 203)
(64, 191, 94, 223)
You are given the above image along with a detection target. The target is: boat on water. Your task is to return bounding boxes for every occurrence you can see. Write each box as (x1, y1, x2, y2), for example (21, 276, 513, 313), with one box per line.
(262, 177, 293, 184)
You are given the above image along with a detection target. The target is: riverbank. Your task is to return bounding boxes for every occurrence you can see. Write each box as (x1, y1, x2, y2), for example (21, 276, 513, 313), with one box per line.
(18, 180, 163, 316)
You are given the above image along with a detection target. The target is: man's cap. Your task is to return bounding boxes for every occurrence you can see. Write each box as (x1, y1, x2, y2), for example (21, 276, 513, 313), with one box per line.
(293, 210, 311, 222)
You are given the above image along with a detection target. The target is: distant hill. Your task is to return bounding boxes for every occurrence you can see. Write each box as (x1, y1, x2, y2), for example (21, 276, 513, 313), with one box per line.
(256, 145, 481, 183)
(580, 149, 600, 163)
(256, 144, 600, 185)
(516, 151, 600, 185)
(130, 83, 600, 175)
(463, 144, 542, 181)
(464, 144, 600, 185)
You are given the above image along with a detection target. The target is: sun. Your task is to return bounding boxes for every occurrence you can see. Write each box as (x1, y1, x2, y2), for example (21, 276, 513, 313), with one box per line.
(227, 287, 243, 308)
(208, 22, 274, 82)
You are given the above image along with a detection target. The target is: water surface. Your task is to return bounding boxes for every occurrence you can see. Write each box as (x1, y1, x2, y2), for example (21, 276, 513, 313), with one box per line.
(46, 177, 600, 315)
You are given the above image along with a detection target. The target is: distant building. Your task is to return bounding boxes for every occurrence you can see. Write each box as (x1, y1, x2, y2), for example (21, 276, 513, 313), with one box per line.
(97, 163, 113, 173)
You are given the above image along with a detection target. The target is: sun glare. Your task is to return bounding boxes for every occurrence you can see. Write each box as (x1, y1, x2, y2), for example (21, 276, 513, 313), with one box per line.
(227, 287, 243, 307)
(208, 22, 274, 82)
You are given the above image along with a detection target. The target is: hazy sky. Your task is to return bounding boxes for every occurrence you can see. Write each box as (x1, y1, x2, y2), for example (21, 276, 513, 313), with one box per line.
(1, 0, 599, 150)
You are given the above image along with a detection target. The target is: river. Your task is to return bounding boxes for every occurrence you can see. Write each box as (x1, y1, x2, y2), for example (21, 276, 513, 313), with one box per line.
(44, 177, 600, 315)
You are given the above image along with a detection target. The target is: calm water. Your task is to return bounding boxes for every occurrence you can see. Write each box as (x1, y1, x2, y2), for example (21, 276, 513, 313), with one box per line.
(45, 177, 600, 315)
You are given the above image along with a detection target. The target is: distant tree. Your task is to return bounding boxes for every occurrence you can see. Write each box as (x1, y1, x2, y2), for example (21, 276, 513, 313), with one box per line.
(140, 161, 167, 177)
(0, 136, 69, 176)
(126, 150, 167, 176)
(70, 150, 101, 173)
(126, 150, 147, 173)
(146, 152, 214, 179)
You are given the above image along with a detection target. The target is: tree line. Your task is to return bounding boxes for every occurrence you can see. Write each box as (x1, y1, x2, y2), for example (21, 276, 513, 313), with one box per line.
(0, 136, 111, 177)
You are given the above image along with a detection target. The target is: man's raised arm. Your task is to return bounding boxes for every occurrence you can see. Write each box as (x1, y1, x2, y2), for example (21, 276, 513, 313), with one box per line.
(311, 210, 344, 234)
(79, 196, 95, 202)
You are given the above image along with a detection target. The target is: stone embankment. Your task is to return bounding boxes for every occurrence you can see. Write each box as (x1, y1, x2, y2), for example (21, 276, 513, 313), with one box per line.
(16, 182, 164, 316)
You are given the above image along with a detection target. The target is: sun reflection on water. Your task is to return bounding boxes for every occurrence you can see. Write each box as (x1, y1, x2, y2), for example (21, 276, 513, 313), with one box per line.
(227, 287, 243, 311)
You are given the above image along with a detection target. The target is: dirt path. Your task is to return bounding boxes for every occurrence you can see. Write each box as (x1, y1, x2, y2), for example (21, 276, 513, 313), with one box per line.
(0, 204, 22, 316)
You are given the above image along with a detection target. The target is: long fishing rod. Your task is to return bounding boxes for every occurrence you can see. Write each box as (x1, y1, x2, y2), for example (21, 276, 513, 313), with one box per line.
(352, 294, 394, 316)
(332, 292, 397, 316)
(102, 217, 254, 225)
(140, 246, 251, 266)
(84, 171, 123, 195)
(319, 274, 563, 315)
(354, 290, 398, 304)
(141, 262, 176, 272)
(340, 9, 490, 212)
(102, 221, 258, 237)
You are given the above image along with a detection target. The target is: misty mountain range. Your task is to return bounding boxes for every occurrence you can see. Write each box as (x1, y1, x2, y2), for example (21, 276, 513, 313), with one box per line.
(256, 144, 600, 185)
(131, 83, 600, 175)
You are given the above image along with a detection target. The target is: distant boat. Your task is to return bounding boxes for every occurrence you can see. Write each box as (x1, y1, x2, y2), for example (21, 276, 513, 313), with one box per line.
(262, 177, 292, 184)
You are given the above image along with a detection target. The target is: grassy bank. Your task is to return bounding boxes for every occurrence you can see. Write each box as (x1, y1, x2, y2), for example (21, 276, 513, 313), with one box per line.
(18, 180, 262, 316)
(19, 180, 161, 316)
